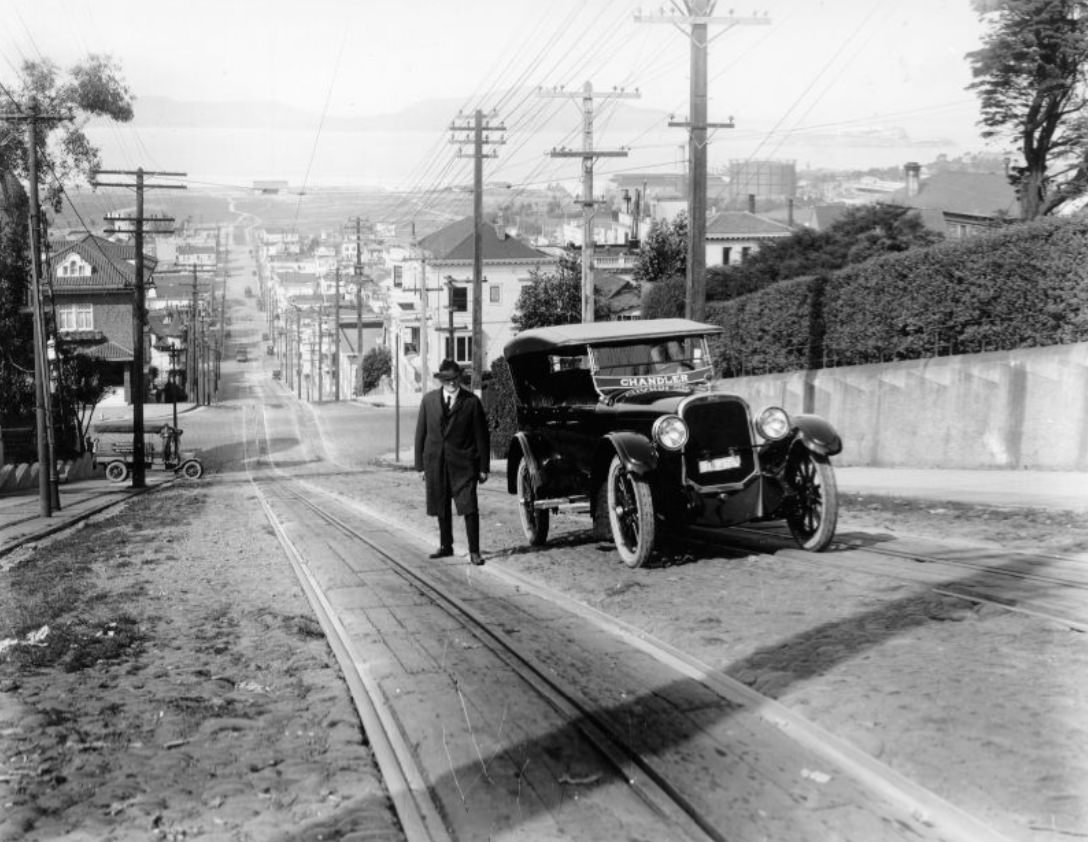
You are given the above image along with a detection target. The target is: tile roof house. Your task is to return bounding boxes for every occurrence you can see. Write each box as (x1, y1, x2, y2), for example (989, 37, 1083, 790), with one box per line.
(704, 211, 794, 267)
(889, 163, 1021, 238)
(49, 234, 158, 403)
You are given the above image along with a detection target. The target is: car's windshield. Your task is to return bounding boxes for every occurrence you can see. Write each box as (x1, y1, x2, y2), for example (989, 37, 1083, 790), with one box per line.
(592, 337, 707, 375)
(590, 336, 711, 392)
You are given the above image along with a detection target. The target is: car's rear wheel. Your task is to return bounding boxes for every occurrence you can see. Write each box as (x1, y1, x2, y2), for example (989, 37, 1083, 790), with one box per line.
(105, 461, 129, 483)
(516, 459, 549, 545)
(607, 455, 655, 568)
(785, 450, 838, 551)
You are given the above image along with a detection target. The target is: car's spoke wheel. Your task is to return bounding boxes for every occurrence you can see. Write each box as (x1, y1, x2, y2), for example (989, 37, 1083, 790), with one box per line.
(785, 450, 838, 551)
(180, 459, 204, 480)
(516, 459, 549, 545)
(606, 455, 655, 568)
(105, 461, 129, 483)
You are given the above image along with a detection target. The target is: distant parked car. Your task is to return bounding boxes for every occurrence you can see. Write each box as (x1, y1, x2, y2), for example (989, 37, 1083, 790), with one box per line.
(236, 348, 248, 363)
(503, 318, 843, 567)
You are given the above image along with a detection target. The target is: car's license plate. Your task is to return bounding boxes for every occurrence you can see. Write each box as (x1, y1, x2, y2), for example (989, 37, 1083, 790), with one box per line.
(699, 454, 741, 472)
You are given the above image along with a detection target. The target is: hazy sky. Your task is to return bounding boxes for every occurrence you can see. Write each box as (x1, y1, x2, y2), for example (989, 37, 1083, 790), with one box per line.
(1, 1, 998, 188)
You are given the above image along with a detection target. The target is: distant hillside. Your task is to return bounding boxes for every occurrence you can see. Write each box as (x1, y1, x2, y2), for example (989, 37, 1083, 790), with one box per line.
(90, 94, 671, 133)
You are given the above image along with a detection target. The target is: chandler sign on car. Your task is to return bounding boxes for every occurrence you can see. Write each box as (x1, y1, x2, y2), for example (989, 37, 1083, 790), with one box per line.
(594, 366, 713, 392)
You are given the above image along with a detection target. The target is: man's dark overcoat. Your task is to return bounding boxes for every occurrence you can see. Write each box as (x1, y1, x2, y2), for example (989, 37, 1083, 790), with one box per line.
(414, 387, 490, 516)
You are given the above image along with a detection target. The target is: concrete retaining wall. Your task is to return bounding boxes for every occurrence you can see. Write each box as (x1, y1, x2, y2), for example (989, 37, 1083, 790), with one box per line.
(0, 454, 98, 494)
(713, 341, 1088, 471)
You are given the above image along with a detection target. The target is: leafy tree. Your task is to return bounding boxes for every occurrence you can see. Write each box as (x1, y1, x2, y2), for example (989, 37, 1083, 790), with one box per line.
(358, 346, 392, 395)
(0, 55, 133, 423)
(0, 174, 33, 422)
(54, 344, 109, 454)
(633, 212, 687, 284)
(967, 0, 1088, 218)
(640, 275, 686, 320)
(511, 254, 583, 331)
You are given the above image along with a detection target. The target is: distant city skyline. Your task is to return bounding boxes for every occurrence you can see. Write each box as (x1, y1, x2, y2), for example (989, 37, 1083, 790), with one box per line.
(5, 1, 1004, 189)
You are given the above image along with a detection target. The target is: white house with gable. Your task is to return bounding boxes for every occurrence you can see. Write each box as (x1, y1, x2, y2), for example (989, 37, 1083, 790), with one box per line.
(390, 217, 556, 390)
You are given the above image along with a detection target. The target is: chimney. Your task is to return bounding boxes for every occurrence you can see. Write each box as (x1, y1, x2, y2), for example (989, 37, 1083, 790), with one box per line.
(904, 162, 921, 197)
(747, 193, 756, 214)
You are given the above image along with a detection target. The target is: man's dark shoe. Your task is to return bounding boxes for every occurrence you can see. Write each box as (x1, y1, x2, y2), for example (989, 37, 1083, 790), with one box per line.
(428, 547, 454, 559)
(469, 552, 485, 566)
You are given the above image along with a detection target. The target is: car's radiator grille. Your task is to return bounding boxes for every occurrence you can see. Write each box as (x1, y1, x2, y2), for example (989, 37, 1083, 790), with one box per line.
(682, 399, 756, 485)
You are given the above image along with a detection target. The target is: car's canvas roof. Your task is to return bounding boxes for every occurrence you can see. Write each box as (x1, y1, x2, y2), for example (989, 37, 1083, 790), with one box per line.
(504, 318, 722, 359)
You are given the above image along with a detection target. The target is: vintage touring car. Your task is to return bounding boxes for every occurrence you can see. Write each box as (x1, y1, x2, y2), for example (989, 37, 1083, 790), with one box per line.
(503, 318, 842, 567)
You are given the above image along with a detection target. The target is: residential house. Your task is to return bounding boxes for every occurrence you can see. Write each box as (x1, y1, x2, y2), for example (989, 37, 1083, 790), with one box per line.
(271, 270, 320, 311)
(49, 234, 157, 404)
(333, 309, 385, 398)
(703, 211, 794, 267)
(595, 274, 643, 321)
(394, 217, 556, 388)
(889, 162, 1020, 238)
(260, 227, 301, 257)
(176, 242, 217, 270)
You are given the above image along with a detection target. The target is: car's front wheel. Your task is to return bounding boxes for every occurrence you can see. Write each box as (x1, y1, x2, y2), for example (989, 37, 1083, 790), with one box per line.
(516, 459, 549, 546)
(607, 455, 655, 568)
(784, 450, 838, 551)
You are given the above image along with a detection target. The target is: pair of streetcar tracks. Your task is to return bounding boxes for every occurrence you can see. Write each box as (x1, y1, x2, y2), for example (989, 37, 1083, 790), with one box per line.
(243, 401, 1016, 842)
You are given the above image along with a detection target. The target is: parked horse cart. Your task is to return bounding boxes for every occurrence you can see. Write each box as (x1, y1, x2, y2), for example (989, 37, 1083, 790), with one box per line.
(91, 421, 204, 483)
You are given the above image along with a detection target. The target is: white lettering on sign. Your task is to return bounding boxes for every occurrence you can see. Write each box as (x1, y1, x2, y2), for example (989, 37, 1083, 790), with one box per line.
(618, 373, 689, 388)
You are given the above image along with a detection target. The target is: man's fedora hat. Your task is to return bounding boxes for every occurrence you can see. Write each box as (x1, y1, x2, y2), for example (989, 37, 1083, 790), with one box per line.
(435, 358, 463, 382)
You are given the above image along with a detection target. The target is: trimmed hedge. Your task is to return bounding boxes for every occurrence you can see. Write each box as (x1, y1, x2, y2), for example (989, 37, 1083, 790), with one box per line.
(709, 215, 1088, 376)
(708, 275, 824, 377)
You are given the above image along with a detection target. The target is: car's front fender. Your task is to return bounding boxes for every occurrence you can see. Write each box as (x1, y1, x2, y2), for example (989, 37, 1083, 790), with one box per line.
(506, 432, 540, 494)
(603, 431, 658, 477)
(792, 414, 843, 457)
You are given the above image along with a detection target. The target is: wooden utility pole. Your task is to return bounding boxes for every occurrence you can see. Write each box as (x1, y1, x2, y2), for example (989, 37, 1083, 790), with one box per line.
(541, 82, 638, 322)
(450, 109, 504, 390)
(347, 216, 369, 394)
(333, 268, 341, 401)
(317, 303, 325, 402)
(636, 1, 768, 321)
(95, 167, 185, 487)
(2, 99, 67, 515)
(189, 267, 200, 405)
(417, 250, 429, 385)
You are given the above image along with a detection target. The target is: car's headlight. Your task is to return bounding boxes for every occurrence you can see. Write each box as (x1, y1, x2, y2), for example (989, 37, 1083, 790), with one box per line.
(756, 406, 791, 440)
(653, 414, 689, 450)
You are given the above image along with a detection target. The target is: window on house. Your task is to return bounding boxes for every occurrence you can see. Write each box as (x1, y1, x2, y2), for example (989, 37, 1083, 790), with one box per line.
(450, 285, 468, 312)
(57, 303, 93, 331)
(445, 334, 473, 363)
(393, 265, 403, 288)
(740, 246, 751, 263)
(722, 247, 731, 265)
(489, 285, 500, 304)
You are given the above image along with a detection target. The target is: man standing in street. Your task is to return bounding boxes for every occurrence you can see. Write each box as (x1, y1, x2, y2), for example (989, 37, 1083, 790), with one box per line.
(414, 358, 490, 566)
